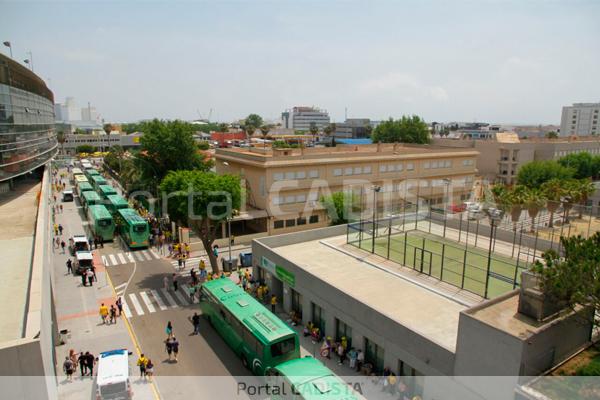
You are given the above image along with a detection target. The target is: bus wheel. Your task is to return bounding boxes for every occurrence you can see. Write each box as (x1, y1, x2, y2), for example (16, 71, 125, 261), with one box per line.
(241, 356, 249, 370)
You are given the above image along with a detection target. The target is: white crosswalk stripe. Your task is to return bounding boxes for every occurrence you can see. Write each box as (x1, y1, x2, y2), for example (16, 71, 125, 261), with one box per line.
(109, 254, 117, 265)
(126, 253, 135, 263)
(141, 250, 153, 261)
(122, 300, 132, 318)
(150, 249, 161, 259)
(117, 253, 126, 264)
(151, 289, 167, 311)
(101, 250, 164, 267)
(128, 293, 145, 316)
(173, 288, 189, 305)
(160, 288, 178, 308)
(101, 255, 108, 266)
(134, 252, 145, 262)
(139, 291, 156, 313)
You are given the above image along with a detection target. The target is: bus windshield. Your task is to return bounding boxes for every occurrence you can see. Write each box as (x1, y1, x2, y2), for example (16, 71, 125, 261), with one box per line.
(133, 225, 147, 233)
(271, 337, 296, 358)
(98, 219, 112, 227)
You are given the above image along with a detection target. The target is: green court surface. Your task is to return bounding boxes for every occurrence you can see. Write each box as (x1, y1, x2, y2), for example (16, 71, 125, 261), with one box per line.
(349, 229, 527, 298)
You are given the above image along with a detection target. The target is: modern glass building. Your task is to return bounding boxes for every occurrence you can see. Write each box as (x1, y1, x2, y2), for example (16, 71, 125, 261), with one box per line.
(0, 53, 58, 183)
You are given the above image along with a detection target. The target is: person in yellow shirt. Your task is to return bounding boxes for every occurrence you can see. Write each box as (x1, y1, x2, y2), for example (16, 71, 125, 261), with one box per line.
(270, 294, 277, 313)
(256, 285, 264, 301)
(199, 259, 206, 270)
(137, 354, 148, 378)
(99, 303, 109, 324)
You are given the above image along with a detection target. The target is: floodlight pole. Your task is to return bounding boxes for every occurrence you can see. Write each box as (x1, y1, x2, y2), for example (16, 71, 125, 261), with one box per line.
(371, 185, 381, 254)
(484, 218, 495, 299)
(443, 178, 451, 238)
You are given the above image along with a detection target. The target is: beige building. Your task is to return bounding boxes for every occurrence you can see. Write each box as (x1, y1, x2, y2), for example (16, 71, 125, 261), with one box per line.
(215, 143, 479, 235)
(433, 133, 600, 185)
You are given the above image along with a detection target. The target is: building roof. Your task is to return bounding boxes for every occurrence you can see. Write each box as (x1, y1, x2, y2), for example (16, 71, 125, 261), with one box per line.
(269, 236, 466, 351)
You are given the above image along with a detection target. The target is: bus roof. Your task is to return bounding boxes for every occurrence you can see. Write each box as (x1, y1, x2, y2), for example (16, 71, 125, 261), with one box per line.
(275, 358, 358, 400)
(86, 168, 100, 175)
(107, 194, 129, 207)
(117, 208, 147, 224)
(75, 175, 88, 182)
(89, 204, 112, 220)
(98, 184, 117, 193)
(76, 251, 94, 261)
(82, 191, 101, 201)
(72, 168, 83, 174)
(202, 279, 295, 344)
(78, 182, 93, 191)
(97, 349, 129, 386)
(90, 175, 107, 184)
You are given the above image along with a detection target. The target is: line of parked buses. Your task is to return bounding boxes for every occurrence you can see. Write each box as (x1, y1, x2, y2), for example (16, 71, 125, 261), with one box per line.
(69, 161, 362, 399)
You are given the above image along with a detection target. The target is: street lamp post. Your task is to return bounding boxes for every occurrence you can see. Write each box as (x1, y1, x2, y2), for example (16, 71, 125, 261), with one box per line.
(442, 178, 451, 238)
(3, 41, 12, 58)
(484, 207, 504, 299)
(371, 185, 381, 254)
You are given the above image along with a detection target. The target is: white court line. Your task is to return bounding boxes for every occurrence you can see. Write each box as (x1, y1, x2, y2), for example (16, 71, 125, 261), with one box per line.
(122, 300, 132, 318)
(160, 288, 179, 308)
(128, 293, 145, 315)
(126, 253, 135, 263)
(117, 253, 126, 264)
(150, 249, 160, 259)
(101, 255, 108, 266)
(134, 252, 145, 261)
(139, 291, 156, 313)
(151, 289, 167, 311)
(109, 254, 117, 266)
(141, 250, 153, 261)
(173, 289, 189, 305)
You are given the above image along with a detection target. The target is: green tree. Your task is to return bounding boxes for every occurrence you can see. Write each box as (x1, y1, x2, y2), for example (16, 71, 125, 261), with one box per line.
(545, 131, 559, 139)
(259, 125, 271, 148)
(56, 131, 66, 154)
(516, 160, 575, 188)
(160, 170, 241, 273)
(505, 185, 528, 231)
(541, 178, 565, 228)
(76, 144, 95, 153)
(558, 152, 598, 179)
(197, 141, 210, 151)
(136, 119, 212, 185)
(244, 114, 263, 130)
(573, 178, 596, 219)
(320, 191, 361, 225)
(309, 122, 319, 143)
(218, 123, 229, 132)
(371, 115, 430, 144)
(364, 124, 373, 138)
(524, 188, 547, 232)
(103, 123, 112, 134)
(533, 233, 600, 328)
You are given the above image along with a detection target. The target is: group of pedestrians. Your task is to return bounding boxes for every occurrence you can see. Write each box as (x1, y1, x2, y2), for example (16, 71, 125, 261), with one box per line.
(136, 354, 155, 380)
(98, 301, 121, 325)
(62, 350, 96, 381)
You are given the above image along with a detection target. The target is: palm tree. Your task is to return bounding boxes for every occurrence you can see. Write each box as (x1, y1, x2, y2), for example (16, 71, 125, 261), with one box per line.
(323, 125, 332, 146)
(365, 124, 373, 138)
(244, 125, 256, 144)
(541, 179, 564, 228)
(309, 122, 319, 144)
(575, 178, 596, 219)
(524, 188, 547, 232)
(56, 131, 66, 155)
(491, 184, 507, 205)
(259, 125, 270, 149)
(507, 185, 528, 231)
(560, 179, 581, 224)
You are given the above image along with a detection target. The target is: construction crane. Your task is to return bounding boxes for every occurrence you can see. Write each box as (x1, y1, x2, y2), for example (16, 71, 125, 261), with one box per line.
(196, 108, 213, 123)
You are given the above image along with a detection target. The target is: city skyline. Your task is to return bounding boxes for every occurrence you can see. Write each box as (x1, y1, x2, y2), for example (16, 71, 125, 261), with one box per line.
(2, 0, 599, 124)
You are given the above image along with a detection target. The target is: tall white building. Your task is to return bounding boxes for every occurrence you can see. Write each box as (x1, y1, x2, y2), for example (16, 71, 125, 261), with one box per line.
(54, 97, 79, 122)
(560, 102, 600, 136)
(81, 103, 98, 122)
(281, 106, 330, 131)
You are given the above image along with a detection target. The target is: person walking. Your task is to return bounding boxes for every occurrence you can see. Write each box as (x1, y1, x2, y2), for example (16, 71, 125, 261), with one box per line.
(192, 312, 200, 335)
(163, 275, 169, 291)
(172, 274, 178, 292)
(60, 204, 63, 213)
(165, 321, 173, 338)
(63, 357, 74, 381)
(99, 303, 109, 324)
(53, 223, 58, 236)
(177, 255, 182, 271)
(171, 337, 179, 362)
(86, 269, 94, 287)
(58, 224, 64, 235)
(270, 294, 277, 313)
(54, 237, 60, 249)
(81, 270, 87, 287)
(60, 240, 66, 254)
(66, 258, 73, 275)
(182, 253, 187, 269)
(78, 352, 87, 376)
(85, 352, 95, 376)
(93, 237, 98, 250)
(109, 305, 117, 324)
(145, 359, 154, 380)
(137, 354, 148, 379)
(116, 297, 123, 317)
(165, 337, 173, 361)
(91, 264, 97, 282)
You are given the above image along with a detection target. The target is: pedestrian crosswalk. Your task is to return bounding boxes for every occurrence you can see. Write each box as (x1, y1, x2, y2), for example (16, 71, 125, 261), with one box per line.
(169, 256, 206, 276)
(101, 249, 161, 267)
(116, 287, 196, 318)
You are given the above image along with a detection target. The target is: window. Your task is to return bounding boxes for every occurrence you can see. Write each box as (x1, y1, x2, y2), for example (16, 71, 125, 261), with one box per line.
(432, 161, 439, 169)
(364, 337, 384, 373)
(308, 170, 319, 178)
(274, 220, 284, 229)
(445, 160, 452, 168)
(285, 172, 295, 180)
(406, 163, 414, 171)
(387, 164, 395, 172)
(259, 176, 266, 197)
(363, 166, 372, 174)
(285, 219, 296, 227)
(333, 168, 342, 176)
(296, 194, 306, 203)
(285, 195, 295, 204)
(396, 164, 403, 172)
(424, 162, 430, 169)
(354, 167, 362, 175)
(379, 165, 387, 173)
(308, 191, 318, 202)
(272, 197, 282, 205)
(463, 159, 474, 166)
(273, 173, 284, 181)
(335, 318, 352, 348)
(296, 171, 306, 179)
(297, 217, 306, 225)
(309, 215, 319, 224)
(291, 289, 302, 315)
(271, 337, 296, 358)
(312, 302, 325, 333)
(344, 167, 353, 176)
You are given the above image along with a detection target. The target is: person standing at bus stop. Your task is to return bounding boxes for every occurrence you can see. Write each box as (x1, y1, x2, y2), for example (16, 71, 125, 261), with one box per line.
(270, 294, 277, 313)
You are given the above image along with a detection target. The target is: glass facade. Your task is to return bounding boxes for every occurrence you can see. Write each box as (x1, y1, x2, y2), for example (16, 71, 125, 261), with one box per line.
(0, 54, 57, 182)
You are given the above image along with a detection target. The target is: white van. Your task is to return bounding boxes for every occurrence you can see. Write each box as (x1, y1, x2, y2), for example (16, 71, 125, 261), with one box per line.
(74, 251, 94, 274)
(62, 190, 74, 202)
(96, 349, 132, 400)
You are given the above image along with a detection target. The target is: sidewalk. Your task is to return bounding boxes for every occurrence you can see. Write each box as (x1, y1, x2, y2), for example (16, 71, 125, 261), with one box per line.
(51, 168, 157, 400)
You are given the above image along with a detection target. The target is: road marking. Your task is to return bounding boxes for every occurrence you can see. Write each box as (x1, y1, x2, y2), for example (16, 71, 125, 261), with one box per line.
(114, 282, 127, 290)
(134, 252, 145, 262)
(117, 253, 126, 264)
(139, 291, 156, 313)
(109, 254, 117, 266)
(160, 288, 179, 308)
(151, 289, 167, 311)
(142, 250, 153, 261)
(126, 253, 135, 263)
(102, 255, 108, 266)
(150, 249, 160, 259)
(173, 289, 189, 305)
(128, 293, 145, 316)
(122, 299, 132, 318)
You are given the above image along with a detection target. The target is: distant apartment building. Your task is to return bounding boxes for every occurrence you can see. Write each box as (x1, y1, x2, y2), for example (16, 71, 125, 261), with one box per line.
(433, 132, 600, 185)
(333, 118, 373, 139)
(281, 106, 330, 131)
(560, 102, 600, 136)
(54, 96, 102, 131)
(215, 144, 478, 235)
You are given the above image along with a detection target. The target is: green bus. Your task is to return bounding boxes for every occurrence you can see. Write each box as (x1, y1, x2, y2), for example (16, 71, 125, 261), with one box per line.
(82, 190, 102, 208)
(77, 182, 94, 198)
(199, 279, 300, 375)
(105, 194, 129, 216)
(90, 175, 107, 190)
(87, 205, 115, 241)
(97, 184, 118, 199)
(268, 357, 359, 400)
(75, 175, 89, 185)
(85, 168, 100, 179)
(115, 208, 149, 249)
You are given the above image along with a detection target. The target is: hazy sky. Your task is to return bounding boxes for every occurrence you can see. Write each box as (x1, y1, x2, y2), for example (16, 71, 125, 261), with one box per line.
(2, 0, 599, 124)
